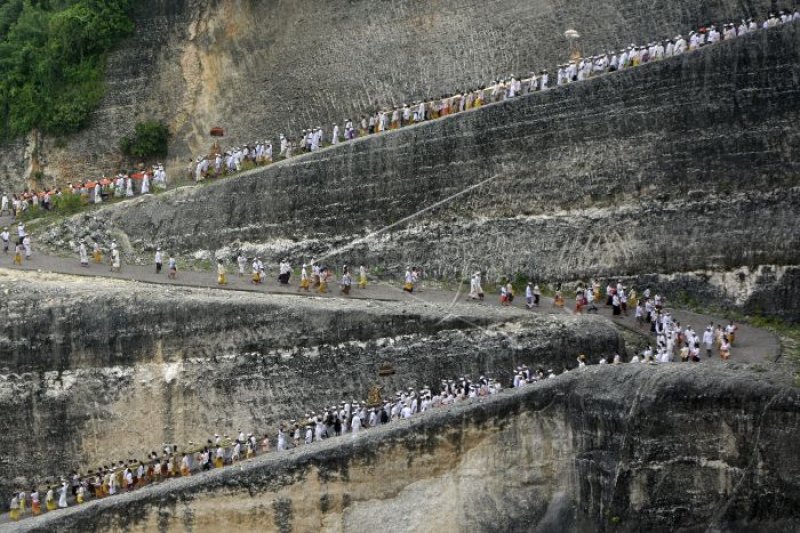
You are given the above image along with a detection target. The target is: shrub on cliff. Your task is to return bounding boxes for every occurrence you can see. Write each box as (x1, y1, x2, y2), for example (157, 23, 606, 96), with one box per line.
(120, 120, 170, 159)
(0, 0, 134, 139)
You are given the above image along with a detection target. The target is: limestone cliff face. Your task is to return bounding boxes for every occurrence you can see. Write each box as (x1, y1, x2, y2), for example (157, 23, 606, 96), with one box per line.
(0, 270, 622, 510)
(0, 0, 777, 188)
(42, 24, 800, 319)
(10, 365, 800, 533)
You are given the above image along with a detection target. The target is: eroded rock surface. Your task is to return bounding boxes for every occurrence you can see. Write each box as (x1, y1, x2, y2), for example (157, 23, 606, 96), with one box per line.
(0, 0, 780, 185)
(41, 24, 800, 320)
(0, 270, 621, 508)
(8, 365, 799, 533)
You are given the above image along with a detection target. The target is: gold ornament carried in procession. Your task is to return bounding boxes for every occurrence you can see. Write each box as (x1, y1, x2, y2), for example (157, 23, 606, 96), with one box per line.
(367, 385, 383, 407)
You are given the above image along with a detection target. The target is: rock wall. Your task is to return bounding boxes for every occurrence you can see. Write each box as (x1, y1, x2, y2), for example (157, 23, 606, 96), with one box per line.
(611, 265, 800, 323)
(0, 0, 778, 187)
(0, 272, 502, 372)
(43, 24, 800, 319)
(10, 364, 800, 533)
(0, 270, 622, 510)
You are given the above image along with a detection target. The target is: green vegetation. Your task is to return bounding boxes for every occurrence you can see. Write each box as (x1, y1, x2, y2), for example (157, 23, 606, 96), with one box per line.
(671, 295, 800, 384)
(120, 120, 170, 159)
(21, 190, 84, 222)
(673, 289, 704, 311)
(0, 0, 134, 139)
(747, 315, 800, 364)
(50, 190, 84, 213)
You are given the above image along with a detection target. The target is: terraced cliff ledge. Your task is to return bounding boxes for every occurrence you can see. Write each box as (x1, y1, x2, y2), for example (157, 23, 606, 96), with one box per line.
(9, 365, 799, 533)
(0, 270, 622, 509)
(41, 23, 800, 320)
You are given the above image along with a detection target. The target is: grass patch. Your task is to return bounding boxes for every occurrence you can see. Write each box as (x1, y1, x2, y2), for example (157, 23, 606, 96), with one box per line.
(672, 300, 800, 385)
(748, 315, 800, 367)
(21, 192, 86, 224)
(185, 258, 214, 272)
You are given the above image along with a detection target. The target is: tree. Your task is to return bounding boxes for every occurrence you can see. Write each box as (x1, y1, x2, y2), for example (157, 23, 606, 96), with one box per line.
(0, 0, 134, 140)
(120, 120, 170, 159)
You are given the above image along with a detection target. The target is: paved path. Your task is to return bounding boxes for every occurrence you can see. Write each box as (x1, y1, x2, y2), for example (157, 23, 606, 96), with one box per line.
(0, 252, 783, 527)
(561, 296, 780, 364)
(0, 244, 781, 364)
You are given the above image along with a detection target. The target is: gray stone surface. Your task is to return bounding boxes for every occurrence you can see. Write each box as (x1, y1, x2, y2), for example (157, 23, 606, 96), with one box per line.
(0, 0, 778, 185)
(0, 271, 500, 371)
(40, 24, 800, 319)
(0, 270, 622, 512)
(6, 364, 799, 532)
(0, 5, 796, 530)
(612, 266, 800, 324)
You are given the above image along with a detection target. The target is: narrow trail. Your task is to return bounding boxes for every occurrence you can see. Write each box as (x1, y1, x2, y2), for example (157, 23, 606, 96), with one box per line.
(0, 246, 780, 365)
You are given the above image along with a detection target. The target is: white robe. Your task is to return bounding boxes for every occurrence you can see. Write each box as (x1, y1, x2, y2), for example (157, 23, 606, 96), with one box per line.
(469, 275, 483, 298)
(58, 484, 68, 508)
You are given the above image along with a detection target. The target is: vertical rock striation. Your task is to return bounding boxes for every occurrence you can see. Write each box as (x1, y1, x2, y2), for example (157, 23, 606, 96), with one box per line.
(8, 365, 799, 532)
(43, 24, 800, 318)
(0, 0, 779, 184)
(0, 272, 622, 509)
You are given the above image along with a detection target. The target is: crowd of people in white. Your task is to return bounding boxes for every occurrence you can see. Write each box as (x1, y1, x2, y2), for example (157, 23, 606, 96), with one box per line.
(9, 298, 742, 520)
(189, 10, 800, 180)
(4, 6, 787, 523)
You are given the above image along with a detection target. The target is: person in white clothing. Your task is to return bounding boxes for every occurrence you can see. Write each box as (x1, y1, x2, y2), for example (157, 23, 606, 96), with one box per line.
(58, 482, 68, 508)
(702, 326, 714, 358)
(154, 247, 163, 274)
(79, 240, 89, 266)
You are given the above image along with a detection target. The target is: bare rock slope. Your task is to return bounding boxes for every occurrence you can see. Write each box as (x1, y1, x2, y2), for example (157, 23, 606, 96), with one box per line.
(9, 364, 800, 533)
(43, 23, 800, 320)
(0, 0, 779, 185)
(0, 270, 621, 508)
